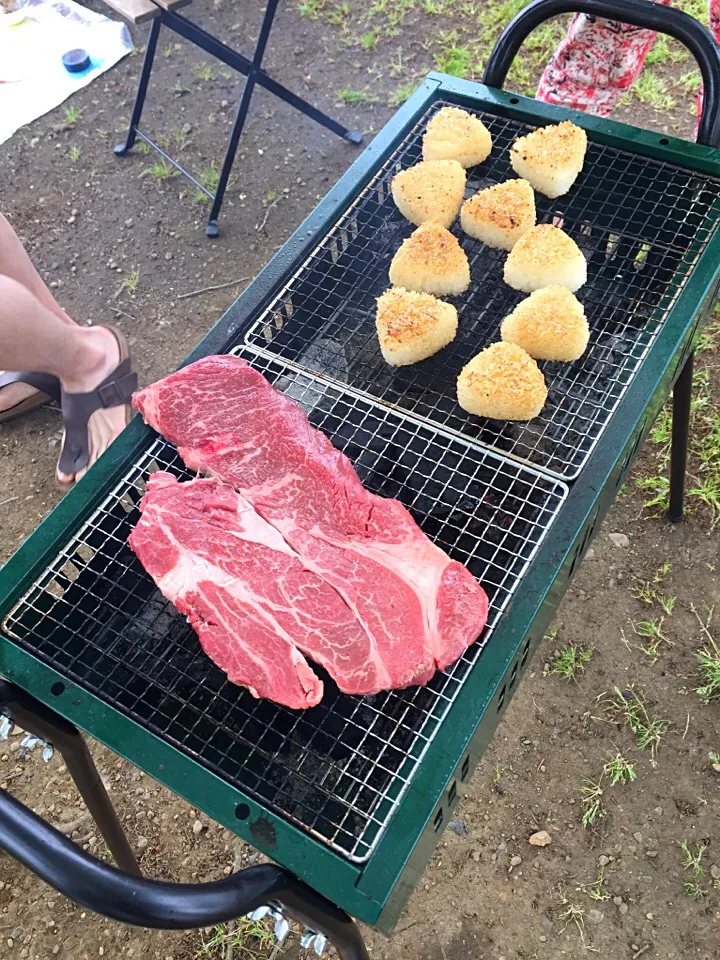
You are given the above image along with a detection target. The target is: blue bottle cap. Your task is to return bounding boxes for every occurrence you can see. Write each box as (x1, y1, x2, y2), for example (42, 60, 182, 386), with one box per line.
(62, 49, 91, 73)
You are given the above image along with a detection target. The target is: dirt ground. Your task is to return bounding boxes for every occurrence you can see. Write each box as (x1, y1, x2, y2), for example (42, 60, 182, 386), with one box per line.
(1, 0, 719, 958)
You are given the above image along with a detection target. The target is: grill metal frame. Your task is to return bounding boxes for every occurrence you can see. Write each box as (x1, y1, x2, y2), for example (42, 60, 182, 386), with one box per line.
(1, 75, 719, 932)
(3, 348, 568, 864)
(241, 101, 720, 481)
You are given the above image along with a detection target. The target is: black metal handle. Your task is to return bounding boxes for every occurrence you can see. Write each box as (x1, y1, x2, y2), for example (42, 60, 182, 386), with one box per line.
(482, 0, 720, 147)
(0, 789, 369, 960)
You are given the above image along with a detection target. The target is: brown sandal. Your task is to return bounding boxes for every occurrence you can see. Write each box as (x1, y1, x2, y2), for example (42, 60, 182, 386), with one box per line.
(0, 371, 60, 425)
(57, 326, 137, 480)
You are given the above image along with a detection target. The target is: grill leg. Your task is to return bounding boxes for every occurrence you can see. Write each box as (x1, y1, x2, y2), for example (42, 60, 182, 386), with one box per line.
(0, 680, 140, 876)
(668, 351, 694, 523)
(114, 18, 161, 157)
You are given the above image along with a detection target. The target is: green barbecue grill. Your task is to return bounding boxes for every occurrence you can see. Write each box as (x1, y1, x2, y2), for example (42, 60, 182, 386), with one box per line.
(1, 0, 719, 954)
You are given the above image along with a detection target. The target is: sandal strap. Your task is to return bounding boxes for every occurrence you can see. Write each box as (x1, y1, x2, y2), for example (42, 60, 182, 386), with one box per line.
(58, 358, 137, 476)
(0, 370, 61, 401)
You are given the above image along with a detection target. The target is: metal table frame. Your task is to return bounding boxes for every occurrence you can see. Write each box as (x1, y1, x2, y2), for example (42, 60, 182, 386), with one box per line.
(1, 0, 719, 947)
(114, 0, 363, 237)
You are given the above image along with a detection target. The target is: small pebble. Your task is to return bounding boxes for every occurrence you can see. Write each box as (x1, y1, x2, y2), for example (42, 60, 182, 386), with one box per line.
(645, 850, 658, 858)
(528, 830, 552, 847)
(709, 864, 720, 879)
(633, 832, 643, 843)
(609, 532, 629, 548)
(619, 903, 629, 915)
(613, 896, 623, 906)
(136, 836, 149, 851)
(646, 913, 654, 921)
(192, 819, 204, 836)
(510, 855, 522, 866)
(598, 855, 610, 866)
(588, 909, 604, 924)
(471, 850, 481, 862)
(165, 252, 173, 260)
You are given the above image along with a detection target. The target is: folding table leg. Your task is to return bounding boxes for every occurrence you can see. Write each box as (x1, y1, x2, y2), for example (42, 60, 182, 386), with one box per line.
(115, 18, 162, 157)
(205, 0, 280, 237)
(0, 680, 140, 876)
(668, 351, 694, 523)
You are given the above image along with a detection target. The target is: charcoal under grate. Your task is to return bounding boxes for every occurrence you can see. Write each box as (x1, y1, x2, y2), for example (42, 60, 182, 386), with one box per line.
(242, 101, 720, 481)
(3, 350, 566, 862)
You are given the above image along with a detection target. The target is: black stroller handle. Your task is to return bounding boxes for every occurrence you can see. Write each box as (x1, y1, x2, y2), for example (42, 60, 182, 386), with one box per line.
(0, 788, 369, 960)
(482, 0, 720, 147)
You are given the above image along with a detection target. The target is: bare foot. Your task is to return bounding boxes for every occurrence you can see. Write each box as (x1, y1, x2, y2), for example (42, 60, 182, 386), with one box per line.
(57, 328, 130, 486)
(0, 376, 42, 414)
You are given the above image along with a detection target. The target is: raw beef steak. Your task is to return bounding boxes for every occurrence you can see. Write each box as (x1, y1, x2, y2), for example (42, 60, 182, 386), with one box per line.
(133, 356, 488, 696)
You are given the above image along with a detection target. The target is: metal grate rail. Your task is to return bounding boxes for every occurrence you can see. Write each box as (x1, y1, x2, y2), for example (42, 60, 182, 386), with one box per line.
(4, 350, 566, 862)
(243, 101, 720, 480)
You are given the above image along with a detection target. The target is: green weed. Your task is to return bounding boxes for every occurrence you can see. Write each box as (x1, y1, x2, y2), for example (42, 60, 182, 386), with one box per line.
(632, 71, 676, 110)
(68, 145, 81, 163)
(123, 267, 140, 294)
(194, 917, 275, 959)
(388, 81, 417, 107)
(63, 104, 84, 126)
(193, 62, 214, 82)
(144, 158, 176, 180)
(361, 27, 380, 49)
(631, 617, 673, 663)
(693, 604, 720, 704)
(601, 688, 670, 763)
(602, 752, 636, 786)
(681, 840, 707, 876)
(550, 644, 593, 681)
(193, 164, 220, 204)
(684, 881, 707, 900)
(435, 44, 471, 78)
(580, 777, 604, 828)
(336, 87, 379, 104)
(577, 870, 611, 902)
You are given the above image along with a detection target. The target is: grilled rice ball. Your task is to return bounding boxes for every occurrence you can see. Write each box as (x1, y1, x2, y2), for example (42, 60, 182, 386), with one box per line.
(501, 285, 589, 361)
(389, 222, 471, 296)
(510, 120, 587, 199)
(461, 178, 536, 250)
(457, 342, 547, 421)
(391, 159, 466, 229)
(375, 288, 458, 366)
(422, 106, 493, 168)
(504, 224, 587, 293)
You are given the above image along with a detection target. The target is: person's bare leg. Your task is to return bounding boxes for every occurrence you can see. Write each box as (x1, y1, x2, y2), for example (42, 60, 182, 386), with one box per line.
(0, 213, 76, 413)
(0, 275, 127, 484)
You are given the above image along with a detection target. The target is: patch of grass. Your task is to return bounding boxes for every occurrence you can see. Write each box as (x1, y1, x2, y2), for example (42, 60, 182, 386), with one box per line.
(556, 887, 587, 935)
(631, 617, 673, 663)
(193, 164, 220, 204)
(63, 104, 84, 126)
(646, 36, 688, 66)
(602, 752, 636, 786)
(435, 43, 471, 78)
(123, 267, 140, 294)
(693, 604, 720, 704)
(632, 71, 676, 111)
(68, 145, 81, 163)
(144, 158, 176, 180)
(193, 62, 214, 82)
(388, 80, 417, 107)
(163, 43, 174, 58)
(577, 870, 611, 902)
(336, 87, 379, 104)
(266, 188, 279, 202)
(709, 750, 720, 766)
(580, 777, 604, 828)
(550, 643, 593, 681)
(360, 27, 380, 49)
(681, 70, 702, 94)
(492, 762, 502, 784)
(681, 840, 707, 876)
(195, 917, 275, 959)
(600, 688, 670, 763)
(684, 880, 707, 900)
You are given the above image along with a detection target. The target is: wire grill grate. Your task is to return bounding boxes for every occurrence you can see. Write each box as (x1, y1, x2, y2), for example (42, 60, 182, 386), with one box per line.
(243, 100, 720, 480)
(4, 350, 566, 862)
